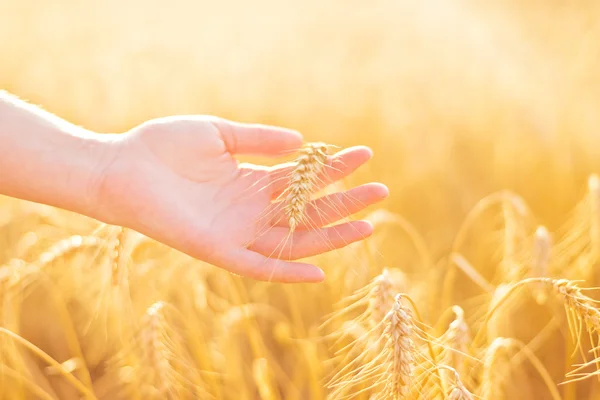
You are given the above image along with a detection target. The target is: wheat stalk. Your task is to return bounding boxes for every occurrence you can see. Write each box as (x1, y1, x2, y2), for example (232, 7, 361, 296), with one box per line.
(502, 198, 520, 281)
(321, 268, 400, 384)
(284, 142, 329, 232)
(252, 357, 279, 400)
(447, 385, 474, 400)
(110, 227, 128, 287)
(107, 301, 191, 399)
(479, 337, 511, 400)
(531, 226, 551, 304)
(589, 174, 600, 256)
(323, 268, 400, 334)
(380, 294, 415, 400)
(326, 293, 420, 400)
(440, 366, 473, 400)
(321, 268, 399, 352)
(549, 279, 600, 358)
(142, 301, 172, 396)
(441, 306, 471, 381)
(368, 269, 396, 331)
(478, 278, 600, 345)
(35, 235, 103, 267)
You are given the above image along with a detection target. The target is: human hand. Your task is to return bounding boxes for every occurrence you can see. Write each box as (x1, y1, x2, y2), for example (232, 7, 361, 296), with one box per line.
(96, 116, 388, 283)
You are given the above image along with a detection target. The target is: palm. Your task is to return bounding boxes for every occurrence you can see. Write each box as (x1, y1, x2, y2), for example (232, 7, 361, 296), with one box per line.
(117, 116, 388, 283)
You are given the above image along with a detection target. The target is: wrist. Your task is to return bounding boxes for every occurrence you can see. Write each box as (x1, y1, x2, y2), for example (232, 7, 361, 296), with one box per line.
(26, 126, 126, 223)
(0, 91, 124, 222)
(74, 130, 125, 223)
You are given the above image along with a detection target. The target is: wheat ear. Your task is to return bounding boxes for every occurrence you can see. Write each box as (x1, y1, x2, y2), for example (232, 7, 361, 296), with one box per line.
(110, 227, 128, 286)
(548, 279, 600, 359)
(326, 292, 417, 400)
(321, 268, 398, 356)
(142, 302, 172, 396)
(381, 294, 415, 400)
(447, 385, 474, 400)
(442, 306, 471, 380)
(36, 235, 102, 267)
(441, 366, 473, 400)
(479, 337, 511, 400)
(368, 269, 396, 330)
(284, 142, 329, 232)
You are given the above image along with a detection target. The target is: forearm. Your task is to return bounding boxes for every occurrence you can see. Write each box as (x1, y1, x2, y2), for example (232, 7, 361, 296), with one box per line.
(0, 91, 119, 218)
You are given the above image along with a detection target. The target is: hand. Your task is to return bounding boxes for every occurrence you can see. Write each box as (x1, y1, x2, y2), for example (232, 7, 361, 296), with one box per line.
(97, 116, 389, 283)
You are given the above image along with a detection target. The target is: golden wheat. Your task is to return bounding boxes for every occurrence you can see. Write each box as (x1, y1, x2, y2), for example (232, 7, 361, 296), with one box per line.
(381, 294, 415, 399)
(283, 142, 329, 232)
(531, 226, 551, 304)
(441, 366, 473, 400)
(479, 337, 511, 400)
(4, 0, 600, 398)
(440, 306, 471, 385)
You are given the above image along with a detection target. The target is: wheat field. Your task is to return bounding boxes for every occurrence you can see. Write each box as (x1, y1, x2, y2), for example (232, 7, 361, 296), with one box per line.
(2, 0, 600, 399)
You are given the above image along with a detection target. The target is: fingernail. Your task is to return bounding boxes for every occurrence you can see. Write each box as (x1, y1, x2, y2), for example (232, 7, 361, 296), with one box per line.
(313, 267, 325, 282)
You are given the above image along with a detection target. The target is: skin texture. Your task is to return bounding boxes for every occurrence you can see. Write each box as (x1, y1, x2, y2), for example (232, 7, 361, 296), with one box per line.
(0, 91, 389, 283)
